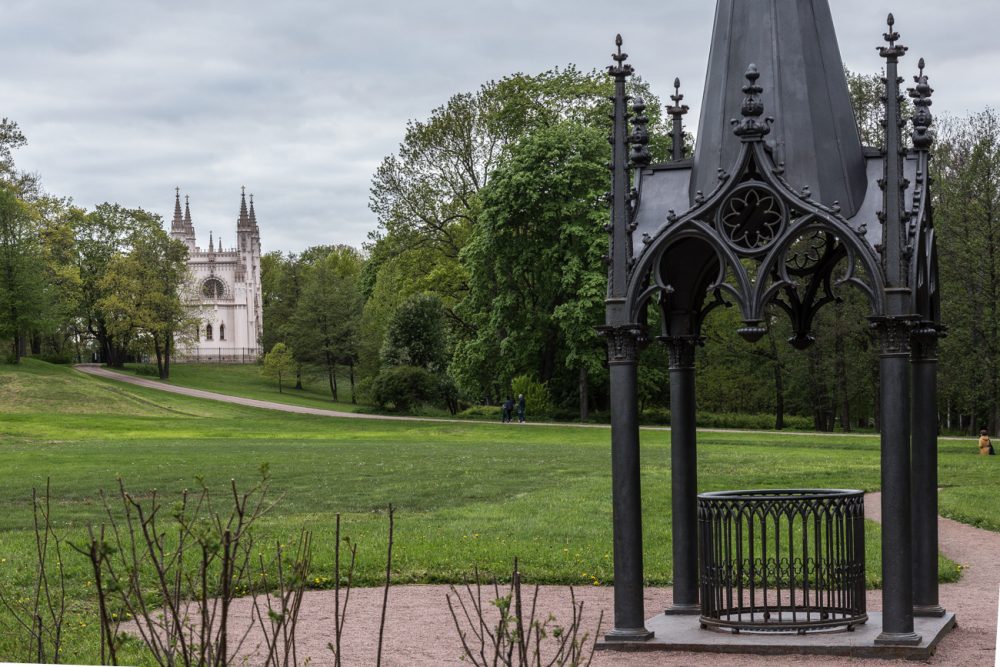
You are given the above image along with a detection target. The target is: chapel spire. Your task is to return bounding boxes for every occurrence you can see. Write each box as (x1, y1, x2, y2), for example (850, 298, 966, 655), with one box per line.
(238, 186, 251, 229)
(171, 187, 183, 231)
(249, 193, 258, 229)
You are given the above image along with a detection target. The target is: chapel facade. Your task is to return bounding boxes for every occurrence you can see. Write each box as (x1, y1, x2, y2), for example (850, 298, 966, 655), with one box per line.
(169, 187, 263, 361)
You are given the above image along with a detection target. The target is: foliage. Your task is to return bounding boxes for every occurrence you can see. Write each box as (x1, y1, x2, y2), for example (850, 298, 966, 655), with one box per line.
(262, 342, 295, 393)
(452, 121, 608, 413)
(510, 374, 552, 418)
(370, 364, 446, 412)
(934, 109, 1000, 433)
(0, 186, 46, 362)
(287, 246, 364, 401)
(380, 293, 448, 372)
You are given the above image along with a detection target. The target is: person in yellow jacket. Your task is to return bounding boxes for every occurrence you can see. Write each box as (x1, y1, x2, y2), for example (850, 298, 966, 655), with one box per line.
(978, 429, 994, 455)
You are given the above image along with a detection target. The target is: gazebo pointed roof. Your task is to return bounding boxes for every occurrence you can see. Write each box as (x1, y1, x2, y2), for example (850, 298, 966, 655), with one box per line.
(690, 0, 868, 217)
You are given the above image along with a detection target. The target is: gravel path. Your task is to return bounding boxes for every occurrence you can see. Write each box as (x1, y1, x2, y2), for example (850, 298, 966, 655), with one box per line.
(219, 493, 997, 666)
(85, 365, 998, 663)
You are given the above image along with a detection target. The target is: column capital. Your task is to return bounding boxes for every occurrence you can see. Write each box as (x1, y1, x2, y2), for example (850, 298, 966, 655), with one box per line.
(659, 335, 704, 370)
(870, 316, 919, 356)
(598, 324, 648, 365)
(910, 322, 945, 361)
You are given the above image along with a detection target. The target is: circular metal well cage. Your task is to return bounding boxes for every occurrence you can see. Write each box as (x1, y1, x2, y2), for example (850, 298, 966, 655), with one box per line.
(697, 489, 867, 634)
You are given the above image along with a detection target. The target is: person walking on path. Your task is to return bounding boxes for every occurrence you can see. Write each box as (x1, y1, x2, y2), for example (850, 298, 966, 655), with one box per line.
(977, 429, 994, 455)
(501, 397, 514, 423)
(517, 393, 526, 423)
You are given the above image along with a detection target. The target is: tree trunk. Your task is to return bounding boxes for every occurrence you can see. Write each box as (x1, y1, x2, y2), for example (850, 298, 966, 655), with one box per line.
(153, 333, 164, 379)
(579, 367, 589, 421)
(163, 330, 172, 380)
(326, 353, 337, 401)
(332, 361, 339, 401)
(295, 366, 303, 390)
(349, 360, 356, 404)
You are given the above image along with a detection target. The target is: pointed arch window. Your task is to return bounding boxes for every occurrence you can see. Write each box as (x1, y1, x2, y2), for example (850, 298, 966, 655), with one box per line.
(206, 323, 213, 341)
(219, 323, 226, 341)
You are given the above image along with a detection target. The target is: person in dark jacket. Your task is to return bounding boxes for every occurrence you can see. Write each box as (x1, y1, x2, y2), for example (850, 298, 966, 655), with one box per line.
(502, 397, 514, 423)
(517, 394, 526, 423)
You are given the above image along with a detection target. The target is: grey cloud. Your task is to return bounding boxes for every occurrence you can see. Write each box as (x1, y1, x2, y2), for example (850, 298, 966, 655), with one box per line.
(3, 0, 998, 253)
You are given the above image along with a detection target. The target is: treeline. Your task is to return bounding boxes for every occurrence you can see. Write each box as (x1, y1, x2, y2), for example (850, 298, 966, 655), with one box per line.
(0, 118, 192, 378)
(264, 68, 1000, 433)
(7, 64, 1000, 433)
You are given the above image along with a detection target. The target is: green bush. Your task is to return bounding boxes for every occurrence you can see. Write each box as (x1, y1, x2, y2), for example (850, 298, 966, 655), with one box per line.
(371, 365, 445, 412)
(134, 363, 160, 377)
(38, 351, 74, 365)
(510, 374, 551, 417)
(458, 404, 503, 421)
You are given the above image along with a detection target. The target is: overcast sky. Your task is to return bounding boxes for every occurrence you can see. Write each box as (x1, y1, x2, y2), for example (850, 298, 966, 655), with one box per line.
(5, 0, 999, 253)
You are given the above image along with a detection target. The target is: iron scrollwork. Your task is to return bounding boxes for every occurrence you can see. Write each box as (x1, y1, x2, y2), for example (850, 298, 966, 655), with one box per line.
(718, 185, 785, 253)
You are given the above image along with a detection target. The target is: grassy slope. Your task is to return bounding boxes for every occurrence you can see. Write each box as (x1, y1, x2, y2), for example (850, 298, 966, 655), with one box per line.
(121, 362, 363, 412)
(0, 360, 987, 662)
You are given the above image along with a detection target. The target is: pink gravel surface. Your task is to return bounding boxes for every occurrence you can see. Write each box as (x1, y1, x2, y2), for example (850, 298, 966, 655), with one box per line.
(216, 493, 996, 666)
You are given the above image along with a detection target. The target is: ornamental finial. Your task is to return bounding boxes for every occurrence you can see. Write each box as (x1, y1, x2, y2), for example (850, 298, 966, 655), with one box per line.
(667, 78, 689, 161)
(732, 64, 771, 140)
(629, 97, 652, 168)
(879, 13, 907, 59)
(909, 57, 934, 150)
(608, 34, 633, 77)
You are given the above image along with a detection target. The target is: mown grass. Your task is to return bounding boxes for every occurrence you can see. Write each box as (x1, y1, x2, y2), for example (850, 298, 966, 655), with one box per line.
(0, 359, 987, 663)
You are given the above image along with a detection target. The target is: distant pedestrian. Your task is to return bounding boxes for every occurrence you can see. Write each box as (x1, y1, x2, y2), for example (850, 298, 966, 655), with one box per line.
(502, 397, 514, 423)
(517, 393, 526, 423)
(978, 429, 994, 456)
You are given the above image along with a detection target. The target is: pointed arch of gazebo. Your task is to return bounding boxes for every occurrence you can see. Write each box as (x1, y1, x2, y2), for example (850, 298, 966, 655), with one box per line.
(600, 4, 945, 650)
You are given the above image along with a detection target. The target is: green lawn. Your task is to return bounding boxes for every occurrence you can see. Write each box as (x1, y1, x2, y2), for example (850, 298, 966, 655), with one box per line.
(0, 359, 992, 663)
(121, 361, 364, 412)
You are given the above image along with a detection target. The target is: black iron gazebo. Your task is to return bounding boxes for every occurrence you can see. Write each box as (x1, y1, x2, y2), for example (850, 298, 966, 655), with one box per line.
(601, 0, 948, 650)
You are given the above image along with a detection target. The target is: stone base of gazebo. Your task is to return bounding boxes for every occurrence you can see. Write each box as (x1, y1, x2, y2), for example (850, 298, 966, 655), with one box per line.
(596, 612, 956, 660)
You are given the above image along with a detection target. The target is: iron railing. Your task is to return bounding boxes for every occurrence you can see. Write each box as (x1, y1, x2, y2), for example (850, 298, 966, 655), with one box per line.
(698, 489, 867, 634)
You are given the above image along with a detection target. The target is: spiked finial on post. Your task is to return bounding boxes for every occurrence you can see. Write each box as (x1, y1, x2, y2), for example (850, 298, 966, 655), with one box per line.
(909, 58, 934, 151)
(732, 64, 772, 140)
(878, 12, 910, 302)
(667, 78, 689, 161)
(605, 34, 635, 302)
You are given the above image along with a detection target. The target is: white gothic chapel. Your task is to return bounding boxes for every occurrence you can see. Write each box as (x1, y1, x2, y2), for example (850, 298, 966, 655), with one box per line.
(169, 187, 263, 361)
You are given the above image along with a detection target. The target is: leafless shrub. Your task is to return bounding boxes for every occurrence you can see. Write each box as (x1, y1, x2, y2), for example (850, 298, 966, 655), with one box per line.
(447, 558, 602, 667)
(0, 479, 67, 663)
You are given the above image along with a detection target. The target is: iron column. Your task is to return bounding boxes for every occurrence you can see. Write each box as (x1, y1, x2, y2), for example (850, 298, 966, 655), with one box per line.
(664, 336, 700, 614)
(911, 326, 944, 616)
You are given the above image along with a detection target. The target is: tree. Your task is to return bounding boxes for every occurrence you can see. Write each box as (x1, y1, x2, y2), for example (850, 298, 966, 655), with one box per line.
(75, 204, 162, 367)
(381, 293, 448, 372)
(453, 120, 609, 418)
(288, 246, 364, 402)
(98, 228, 191, 378)
(263, 342, 295, 393)
(0, 186, 45, 362)
(934, 110, 1000, 433)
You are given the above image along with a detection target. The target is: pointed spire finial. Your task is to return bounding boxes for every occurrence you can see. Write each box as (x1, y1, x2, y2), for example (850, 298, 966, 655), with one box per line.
(879, 12, 907, 59)
(209, 231, 214, 253)
(172, 187, 183, 229)
(608, 34, 633, 77)
(238, 187, 251, 228)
